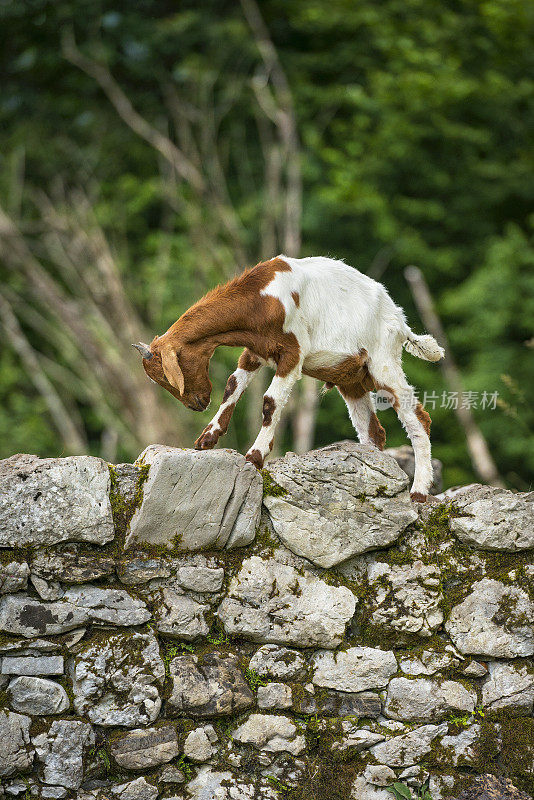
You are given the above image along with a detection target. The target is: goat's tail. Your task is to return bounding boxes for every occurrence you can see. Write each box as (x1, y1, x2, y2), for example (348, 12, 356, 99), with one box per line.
(403, 331, 445, 362)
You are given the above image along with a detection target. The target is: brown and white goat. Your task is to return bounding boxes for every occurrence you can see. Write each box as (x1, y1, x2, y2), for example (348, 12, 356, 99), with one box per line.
(134, 256, 444, 500)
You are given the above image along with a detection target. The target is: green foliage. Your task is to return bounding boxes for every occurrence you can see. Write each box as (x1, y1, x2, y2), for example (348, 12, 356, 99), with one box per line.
(387, 782, 434, 800)
(243, 667, 268, 691)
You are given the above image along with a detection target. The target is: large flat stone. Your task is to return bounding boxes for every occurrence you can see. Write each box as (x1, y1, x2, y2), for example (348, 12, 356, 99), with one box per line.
(218, 555, 356, 648)
(384, 677, 476, 722)
(312, 646, 397, 693)
(445, 578, 534, 657)
(263, 442, 417, 568)
(0, 454, 114, 547)
(1, 655, 64, 676)
(0, 589, 150, 637)
(125, 445, 262, 551)
(185, 766, 278, 800)
(444, 484, 534, 551)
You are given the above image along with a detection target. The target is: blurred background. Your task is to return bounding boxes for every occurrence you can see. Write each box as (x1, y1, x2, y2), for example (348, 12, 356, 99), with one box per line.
(0, 0, 532, 490)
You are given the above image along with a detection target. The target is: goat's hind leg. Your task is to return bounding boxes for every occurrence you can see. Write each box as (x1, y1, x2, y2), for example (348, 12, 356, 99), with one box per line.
(372, 364, 433, 500)
(338, 388, 386, 450)
(195, 349, 263, 450)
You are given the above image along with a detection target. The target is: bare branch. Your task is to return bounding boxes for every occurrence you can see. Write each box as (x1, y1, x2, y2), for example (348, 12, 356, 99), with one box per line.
(0, 295, 88, 454)
(405, 265, 504, 487)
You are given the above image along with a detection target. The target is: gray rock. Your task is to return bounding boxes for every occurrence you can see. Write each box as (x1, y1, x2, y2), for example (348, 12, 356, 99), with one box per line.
(0, 595, 88, 637)
(30, 575, 63, 601)
(257, 682, 292, 710)
(110, 778, 159, 800)
(159, 765, 185, 784)
(248, 644, 306, 680)
(1, 655, 64, 675)
(0, 562, 30, 595)
(218, 556, 356, 648)
(446, 484, 534, 551)
(445, 578, 534, 657)
(232, 713, 305, 755)
(125, 445, 262, 551)
(110, 725, 179, 769)
(482, 661, 534, 712)
(184, 766, 278, 800)
(183, 725, 218, 762)
(326, 722, 385, 753)
(365, 560, 443, 637)
(262, 442, 417, 568)
(61, 586, 150, 626)
(461, 661, 488, 678)
(312, 646, 397, 693)
(0, 588, 149, 638)
(31, 546, 115, 584)
(437, 724, 483, 767)
(399, 650, 460, 676)
(0, 710, 33, 776)
(292, 687, 382, 718)
(167, 650, 253, 717)
(177, 565, 225, 593)
(364, 764, 397, 786)
(384, 677, 476, 722)
(149, 584, 209, 639)
(370, 723, 448, 767)
(350, 779, 396, 800)
(386, 445, 442, 494)
(33, 719, 94, 788)
(8, 677, 70, 715)
(71, 631, 165, 727)
(0, 454, 114, 547)
(117, 557, 172, 585)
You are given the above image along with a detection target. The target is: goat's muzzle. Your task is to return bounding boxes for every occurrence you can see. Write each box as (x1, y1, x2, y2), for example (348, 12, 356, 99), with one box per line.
(132, 342, 153, 360)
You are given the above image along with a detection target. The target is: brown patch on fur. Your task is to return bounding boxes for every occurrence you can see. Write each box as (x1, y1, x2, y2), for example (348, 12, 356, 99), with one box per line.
(410, 491, 427, 503)
(262, 395, 276, 427)
(218, 403, 235, 434)
(268, 439, 274, 452)
(222, 374, 237, 402)
(238, 348, 262, 372)
(368, 413, 386, 450)
(291, 291, 300, 307)
(415, 402, 431, 436)
(378, 384, 400, 411)
(194, 424, 219, 450)
(245, 449, 264, 469)
(306, 350, 376, 402)
(143, 257, 300, 407)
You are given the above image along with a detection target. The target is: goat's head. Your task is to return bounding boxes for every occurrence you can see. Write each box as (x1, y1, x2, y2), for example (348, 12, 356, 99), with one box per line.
(133, 338, 212, 412)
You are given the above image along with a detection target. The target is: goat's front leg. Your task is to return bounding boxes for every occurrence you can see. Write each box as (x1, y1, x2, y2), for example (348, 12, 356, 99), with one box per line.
(195, 349, 263, 450)
(245, 361, 302, 469)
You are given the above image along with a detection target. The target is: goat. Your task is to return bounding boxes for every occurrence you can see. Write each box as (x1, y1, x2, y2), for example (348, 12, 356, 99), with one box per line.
(133, 256, 444, 500)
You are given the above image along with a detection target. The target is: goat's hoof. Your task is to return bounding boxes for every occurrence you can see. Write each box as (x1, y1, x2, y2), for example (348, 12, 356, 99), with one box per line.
(245, 449, 264, 469)
(194, 426, 219, 450)
(410, 491, 427, 503)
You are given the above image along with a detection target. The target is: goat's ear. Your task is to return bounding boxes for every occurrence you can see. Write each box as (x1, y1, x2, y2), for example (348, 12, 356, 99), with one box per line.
(161, 344, 185, 395)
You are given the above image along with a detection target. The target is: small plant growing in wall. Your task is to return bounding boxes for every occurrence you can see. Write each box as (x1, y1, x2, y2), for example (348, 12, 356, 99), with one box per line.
(387, 781, 434, 800)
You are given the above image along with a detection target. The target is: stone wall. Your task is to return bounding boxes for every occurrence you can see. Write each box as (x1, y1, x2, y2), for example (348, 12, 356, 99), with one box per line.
(0, 442, 532, 800)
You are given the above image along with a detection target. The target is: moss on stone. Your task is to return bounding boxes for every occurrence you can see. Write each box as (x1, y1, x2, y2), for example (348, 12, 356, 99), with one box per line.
(261, 469, 288, 498)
